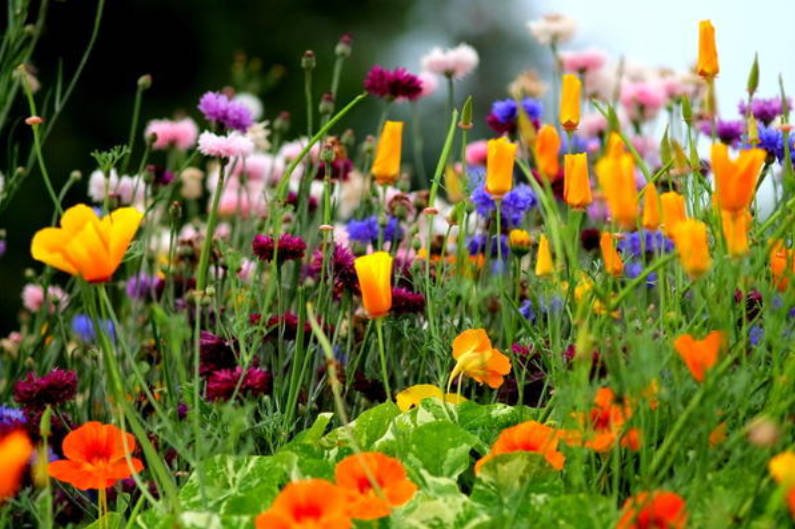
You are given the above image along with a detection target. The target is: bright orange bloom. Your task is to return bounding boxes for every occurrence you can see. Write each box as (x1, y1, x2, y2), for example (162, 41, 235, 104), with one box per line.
(48, 422, 144, 490)
(450, 329, 511, 389)
(371, 121, 403, 185)
(485, 136, 517, 199)
(535, 234, 554, 277)
(769, 451, 795, 486)
(710, 143, 765, 213)
(255, 479, 351, 529)
(354, 251, 393, 318)
(559, 74, 581, 132)
(697, 20, 719, 79)
(770, 241, 795, 292)
(534, 124, 561, 180)
(31, 204, 143, 283)
(563, 153, 592, 208)
(475, 420, 565, 473)
(584, 387, 637, 453)
(0, 430, 33, 501)
(617, 491, 687, 529)
(334, 452, 417, 520)
(674, 331, 724, 383)
(600, 232, 623, 277)
(672, 219, 711, 278)
(641, 183, 661, 230)
(596, 136, 638, 229)
(660, 191, 687, 239)
(721, 209, 751, 257)
(709, 422, 728, 447)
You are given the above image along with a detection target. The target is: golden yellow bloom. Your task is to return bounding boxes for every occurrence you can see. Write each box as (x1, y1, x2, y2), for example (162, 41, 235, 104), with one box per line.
(563, 153, 592, 208)
(534, 124, 561, 180)
(769, 451, 795, 486)
(508, 229, 532, 256)
(31, 204, 143, 283)
(710, 143, 765, 213)
(721, 209, 751, 257)
(660, 191, 687, 238)
(559, 74, 581, 132)
(354, 251, 393, 318)
(395, 384, 467, 412)
(599, 232, 623, 277)
(535, 234, 554, 277)
(371, 120, 403, 185)
(697, 20, 719, 79)
(450, 329, 511, 389)
(596, 137, 638, 229)
(672, 219, 711, 278)
(642, 183, 661, 230)
(485, 136, 517, 199)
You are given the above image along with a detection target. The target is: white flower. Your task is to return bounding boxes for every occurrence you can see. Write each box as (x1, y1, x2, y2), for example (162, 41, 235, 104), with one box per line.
(88, 169, 119, 203)
(420, 43, 479, 80)
(233, 92, 264, 121)
(527, 14, 576, 46)
(246, 121, 272, 152)
(180, 167, 204, 200)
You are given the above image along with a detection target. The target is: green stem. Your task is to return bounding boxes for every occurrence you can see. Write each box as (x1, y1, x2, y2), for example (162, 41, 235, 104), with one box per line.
(375, 318, 391, 401)
(122, 81, 146, 174)
(304, 66, 313, 137)
(21, 80, 61, 216)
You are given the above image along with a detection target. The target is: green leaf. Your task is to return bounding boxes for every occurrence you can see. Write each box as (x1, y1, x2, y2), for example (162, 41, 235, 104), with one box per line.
(324, 402, 400, 449)
(85, 513, 122, 529)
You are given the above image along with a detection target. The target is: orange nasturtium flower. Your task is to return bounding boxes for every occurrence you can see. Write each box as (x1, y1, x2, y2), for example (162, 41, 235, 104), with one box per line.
(641, 183, 661, 230)
(575, 387, 640, 453)
(31, 204, 143, 283)
(770, 241, 795, 292)
(354, 251, 393, 318)
(710, 143, 765, 213)
(721, 209, 751, 257)
(697, 20, 719, 79)
(450, 329, 511, 389)
(617, 491, 688, 529)
(672, 219, 711, 278)
(534, 124, 561, 180)
(600, 232, 624, 277)
(371, 120, 403, 185)
(476, 420, 565, 473)
(660, 191, 687, 239)
(395, 384, 467, 412)
(559, 74, 581, 132)
(334, 452, 417, 520)
(485, 136, 517, 199)
(535, 234, 554, 277)
(48, 422, 144, 490)
(563, 152, 592, 208)
(673, 331, 724, 383)
(0, 430, 34, 501)
(596, 135, 638, 229)
(255, 479, 351, 529)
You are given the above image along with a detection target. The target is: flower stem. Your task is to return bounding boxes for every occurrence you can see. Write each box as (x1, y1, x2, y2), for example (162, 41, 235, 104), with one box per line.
(375, 317, 391, 401)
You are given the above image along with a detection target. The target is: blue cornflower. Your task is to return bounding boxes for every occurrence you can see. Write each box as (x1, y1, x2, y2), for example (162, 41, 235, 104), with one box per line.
(383, 217, 404, 242)
(490, 98, 543, 124)
(71, 314, 115, 343)
(467, 234, 487, 255)
(470, 182, 496, 217)
(749, 325, 764, 347)
(466, 234, 508, 259)
(501, 184, 537, 227)
(559, 134, 590, 155)
(346, 216, 403, 245)
(0, 405, 26, 429)
(625, 261, 657, 287)
(756, 126, 782, 159)
(519, 299, 536, 322)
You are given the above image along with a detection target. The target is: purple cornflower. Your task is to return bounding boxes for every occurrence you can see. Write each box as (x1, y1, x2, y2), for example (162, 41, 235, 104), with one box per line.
(486, 98, 543, 134)
(308, 244, 359, 294)
(391, 287, 425, 315)
(71, 314, 115, 343)
(126, 273, 163, 300)
(500, 184, 537, 227)
(519, 299, 536, 322)
(559, 134, 590, 154)
(699, 119, 744, 145)
(197, 91, 253, 132)
(749, 325, 764, 347)
(346, 217, 379, 244)
(617, 230, 673, 257)
(756, 125, 783, 159)
(0, 405, 27, 435)
(465, 234, 508, 258)
(739, 97, 791, 126)
(13, 369, 78, 410)
(198, 92, 228, 122)
(467, 234, 487, 255)
(625, 261, 657, 287)
(363, 65, 423, 101)
(252, 234, 307, 263)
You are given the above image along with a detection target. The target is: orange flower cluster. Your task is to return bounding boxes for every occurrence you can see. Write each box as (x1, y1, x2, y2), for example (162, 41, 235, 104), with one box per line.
(564, 387, 641, 453)
(617, 491, 688, 529)
(475, 420, 565, 473)
(449, 329, 511, 389)
(255, 452, 417, 528)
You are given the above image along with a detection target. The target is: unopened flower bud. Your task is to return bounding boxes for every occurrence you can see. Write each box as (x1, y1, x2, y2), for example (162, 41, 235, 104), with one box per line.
(509, 229, 532, 256)
(301, 50, 316, 70)
(137, 74, 152, 90)
(25, 116, 43, 126)
(319, 92, 335, 116)
(274, 111, 291, 134)
(169, 201, 182, 221)
(340, 128, 355, 150)
(361, 135, 376, 156)
(335, 33, 353, 58)
(69, 170, 82, 182)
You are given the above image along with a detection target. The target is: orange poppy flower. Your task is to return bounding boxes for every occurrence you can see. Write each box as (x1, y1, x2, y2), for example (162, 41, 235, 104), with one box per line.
(660, 191, 687, 239)
(563, 152, 592, 208)
(697, 20, 719, 79)
(559, 74, 581, 132)
(600, 232, 623, 277)
(48, 422, 144, 490)
(450, 329, 511, 389)
(596, 136, 638, 229)
(372, 121, 403, 186)
(617, 491, 687, 529)
(721, 209, 751, 257)
(673, 331, 724, 383)
(641, 183, 660, 230)
(771, 241, 795, 292)
(255, 479, 351, 529)
(534, 124, 561, 180)
(535, 234, 554, 277)
(334, 452, 417, 520)
(475, 420, 565, 473)
(31, 204, 143, 283)
(0, 430, 33, 501)
(485, 136, 517, 199)
(672, 219, 711, 278)
(354, 251, 393, 318)
(583, 387, 638, 453)
(710, 143, 765, 213)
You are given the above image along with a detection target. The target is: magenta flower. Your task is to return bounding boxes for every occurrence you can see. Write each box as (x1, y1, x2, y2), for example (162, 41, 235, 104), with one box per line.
(391, 287, 425, 315)
(145, 118, 199, 150)
(198, 91, 254, 132)
(205, 366, 272, 402)
(13, 369, 78, 411)
(363, 65, 423, 101)
(252, 234, 307, 263)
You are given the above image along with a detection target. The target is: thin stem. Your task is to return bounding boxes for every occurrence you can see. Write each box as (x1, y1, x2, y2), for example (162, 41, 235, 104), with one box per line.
(304, 66, 313, 137)
(122, 81, 146, 174)
(21, 78, 62, 216)
(375, 318, 391, 401)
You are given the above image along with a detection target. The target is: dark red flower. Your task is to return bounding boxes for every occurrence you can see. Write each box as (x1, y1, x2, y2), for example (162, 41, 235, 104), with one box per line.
(580, 228, 601, 252)
(391, 287, 425, 315)
(363, 65, 423, 101)
(308, 243, 359, 295)
(205, 367, 273, 402)
(252, 234, 307, 263)
(199, 331, 237, 376)
(316, 157, 354, 182)
(486, 112, 516, 134)
(13, 369, 77, 411)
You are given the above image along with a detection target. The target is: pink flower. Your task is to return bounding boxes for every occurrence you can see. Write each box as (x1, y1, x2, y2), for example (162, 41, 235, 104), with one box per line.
(237, 258, 256, 283)
(620, 81, 666, 122)
(465, 140, 488, 166)
(559, 48, 607, 74)
(527, 14, 576, 45)
(417, 72, 439, 98)
(217, 186, 267, 218)
(21, 284, 69, 313)
(420, 43, 479, 80)
(144, 118, 199, 150)
(197, 131, 254, 159)
(579, 112, 608, 138)
(231, 153, 285, 184)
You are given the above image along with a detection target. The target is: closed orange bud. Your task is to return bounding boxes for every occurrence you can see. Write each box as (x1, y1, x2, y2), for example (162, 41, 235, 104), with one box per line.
(721, 209, 751, 257)
(559, 74, 581, 132)
(596, 145, 638, 229)
(354, 251, 393, 318)
(535, 234, 554, 277)
(534, 124, 561, 180)
(672, 219, 711, 278)
(371, 121, 403, 185)
(485, 136, 517, 199)
(660, 191, 687, 239)
(697, 20, 719, 79)
(674, 331, 724, 382)
(770, 241, 795, 292)
(710, 143, 765, 213)
(600, 232, 623, 277)
(563, 153, 592, 208)
(642, 183, 661, 230)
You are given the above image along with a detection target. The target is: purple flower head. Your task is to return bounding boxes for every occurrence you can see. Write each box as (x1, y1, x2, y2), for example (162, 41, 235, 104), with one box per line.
(471, 182, 496, 217)
(519, 299, 536, 322)
(363, 65, 423, 101)
(749, 325, 764, 347)
(739, 97, 791, 126)
(197, 91, 254, 132)
(224, 100, 254, 131)
(617, 230, 673, 257)
(487, 98, 543, 134)
(126, 273, 164, 300)
(467, 234, 487, 255)
(71, 314, 115, 343)
(0, 405, 27, 435)
(391, 287, 425, 315)
(13, 369, 78, 410)
(559, 133, 590, 154)
(252, 234, 307, 263)
(205, 366, 272, 402)
(308, 243, 359, 295)
(500, 184, 537, 227)
(0, 239, 6, 257)
(625, 261, 657, 287)
(466, 233, 509, 260)
(756, 125, 782, 159)
(700, 119, 744, 145)
(346, 217, 379, 244)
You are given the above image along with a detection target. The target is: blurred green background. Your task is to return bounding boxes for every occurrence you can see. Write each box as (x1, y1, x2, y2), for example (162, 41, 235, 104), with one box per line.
(0, 0, 545, 332)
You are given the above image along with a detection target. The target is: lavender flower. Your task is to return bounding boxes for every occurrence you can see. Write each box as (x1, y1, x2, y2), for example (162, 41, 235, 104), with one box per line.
(197, 91, 254, 132)
(739, 97, 791, 126)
